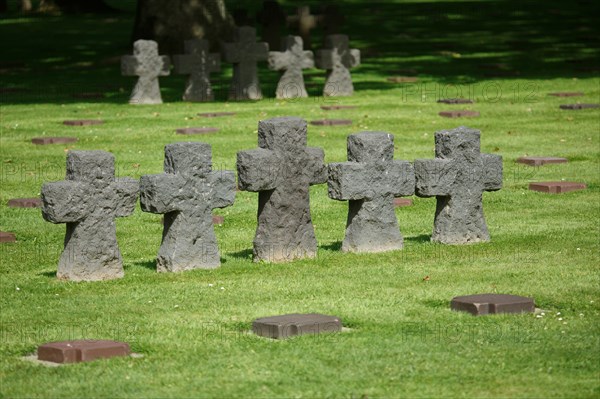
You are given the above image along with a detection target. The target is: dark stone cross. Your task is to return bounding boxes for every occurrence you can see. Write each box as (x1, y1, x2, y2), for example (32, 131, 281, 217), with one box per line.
(257, 0, 287, 51)
(41, 151, 138, 281)
(121, 40, 170, 105)
(237, 117, 327, 262)
(316, 35, 360, 97)
(328, 132, 415, 253)
(268, 35, 314, 99)
(140, 143, 236, 272)
(287, 6, 321, 49)
(173, 39, 220, 102)
(223, 26, 269, 100)
(414, 126, 503, 244)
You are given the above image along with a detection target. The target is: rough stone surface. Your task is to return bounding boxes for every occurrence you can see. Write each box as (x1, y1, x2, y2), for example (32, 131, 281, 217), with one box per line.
(320, 105, 356, 110)
(41, 151, 138, 281)
(439, 110, 480, 118)
(32, 137, 78, 145)
(63, 120, 104, 126)
(257, 1, 287, 51)
(197, 112, 236, 118)
(121, 40, 170, 105)
(529, 181, 586, 194)
(387, 76, 418, 83)
(559, 103, 599, 110)
(414, 126, 503, 244)
(394, 198, 413, 207)
(7, 198, 42, 208)
(548, 92, 583, 97)
(286, 6, 321, 49)
(222, 27, 269, 100)
(253, 313, 342, 339)
(451, 294, 535, 316)
(237, 117, 326, 262)
(140, 143, 235, 272)
(173, 39, 220, 102)
(316, 35, 360, 97)
(516, 157, 568, 166)
(268, 36, 314, 99)
(175, 127, 219, 135)
(0, 231, 16, 243)
(437, 98, 474, 104)
(37, 340, 130, 363)
(310, 119, 352, 126)
(328, 132, 415, 253)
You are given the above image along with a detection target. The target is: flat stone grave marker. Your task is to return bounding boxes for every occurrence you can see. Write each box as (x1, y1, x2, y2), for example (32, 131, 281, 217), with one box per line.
(548, 92, 583, 97)
(121, 40, 170, 105)
(37, 340, 130, 364)
(394, 198, 413, 207)
(328, 132, 415, 253)
(437, 98, 473, 104)
(257, 0, 287, 51)
(310, 119, 352, 126)
(63, 120, 104, 126)
(173, 38, 220, 102)
(32, 137, 78, 145)
(41, 151, 138, 281)
(559, 104, 599, 110)
(451, 293, 535, 316)
(516, 157, 568, 166)
(316, 35, 360, 97)
(197, 112, 236, 118)
(237, 117, 326, 262)
(439, 110, 480, 118)
(140, 142, 235, 271)
(320, 105, 356, 110)
(414, 126, 503, 244)
(0, 232, 16, 243)
(8, 198, 42, 208)
(287, 6, 321, 49)
(529, 181, 586, 194)
(268, 35, 314, 99)
(175, 127, 219, 135)
(252, 313, 342, 339)
(387, 76, 418, 83)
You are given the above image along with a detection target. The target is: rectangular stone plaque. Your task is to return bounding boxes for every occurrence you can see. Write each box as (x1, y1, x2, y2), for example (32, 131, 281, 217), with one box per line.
(37, 340, 131, 363)
(252, 313, 342, 339)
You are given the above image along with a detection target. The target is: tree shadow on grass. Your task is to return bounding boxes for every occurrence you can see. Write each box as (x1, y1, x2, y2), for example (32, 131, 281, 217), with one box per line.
(39, 270, 57, 278)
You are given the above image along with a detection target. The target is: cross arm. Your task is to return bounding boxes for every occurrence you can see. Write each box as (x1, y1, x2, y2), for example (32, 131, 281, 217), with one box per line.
(120, 55, 138, 76)
(328, 162, 366, 200)
(391, 160, 415, 196)
(172, 54, 195, 75)
(41, 181, 89, 223)
(301, 51, 315, 69)
(414, 159, 456, 197)
(253, 43, 270, 61)
(208, 170, 236, 209)
(315, 49, 333, 69)
(237, 148, 280, 192)
(306, 147, 327, 185)
(159, 56, 171, 76)
(268, 51, 288, 71)
(348, 49, 360, 68)
(140, 174, 184, 214)
(222, 43, 240, 63)
(482, 153, 503, 191)
(113, 178, 139, 217)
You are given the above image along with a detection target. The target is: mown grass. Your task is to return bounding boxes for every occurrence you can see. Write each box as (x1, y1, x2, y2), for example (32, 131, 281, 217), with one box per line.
(1, 0, 599, 397)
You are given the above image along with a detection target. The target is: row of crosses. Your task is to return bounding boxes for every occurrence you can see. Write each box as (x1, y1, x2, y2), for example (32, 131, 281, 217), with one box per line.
(121, 27, 360, 104)
(42, 120, 502, 281)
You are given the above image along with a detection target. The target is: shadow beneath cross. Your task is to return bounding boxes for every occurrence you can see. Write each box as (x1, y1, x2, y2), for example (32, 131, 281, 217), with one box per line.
(320, 241, 342, 252)
(39, 270, 57, 278)
(404, 234, 432, 245)
(228, 247, 253, 260)
(129, 260, 156, 271)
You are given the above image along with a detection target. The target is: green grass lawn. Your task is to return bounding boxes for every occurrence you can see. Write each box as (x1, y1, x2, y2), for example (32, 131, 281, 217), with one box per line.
(1, 0, 599, 397)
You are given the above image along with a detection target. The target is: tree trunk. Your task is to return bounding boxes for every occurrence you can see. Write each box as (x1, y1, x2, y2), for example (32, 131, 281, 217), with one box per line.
(131, 0, 235, 54)
(21, 0, 32, 12)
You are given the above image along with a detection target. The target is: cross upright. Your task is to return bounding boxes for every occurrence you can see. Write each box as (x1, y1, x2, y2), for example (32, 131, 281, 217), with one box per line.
(414, 126, 503, 244)
(222, 26, 269, 100)
(41, 151, 139, 281)
(237, 117, 327, 262)
(257, 0, 287, 51)
(328, 132, 415, 253)
(316, 34, 360, 96)
(173, 39, 220, 102)
(268, 35, 314, 99)
(121, 40, 170, 105)
(140, 142, 236, 272)
(287, 6, 321, 49)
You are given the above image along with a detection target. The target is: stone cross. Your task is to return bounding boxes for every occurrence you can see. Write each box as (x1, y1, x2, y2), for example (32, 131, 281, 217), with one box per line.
(257, 0, 287, 51)
(316, 35, 360, 96)
(414, 126, 503, 244)
(328, 132, 415, 253)
(173, 39, 220, 102)
(140, 142, 236, 272)
(121, 40, 170, 105)
(287, 6, 321, 49)
(41, 151, 138, 281)
(222, 26, 269, 100)
(268, 36, 314, 99)
(237, 117, 327, 262)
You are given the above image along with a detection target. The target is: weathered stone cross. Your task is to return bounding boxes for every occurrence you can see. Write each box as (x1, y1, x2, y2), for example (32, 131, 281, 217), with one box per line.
(237, 117, 327, 262)
(287, 6, 321, 49)
(414, 126, 503, 244)
(121, 40, 170, 105)
(268, 35, 314, 99)
(316, 34, 360, 96)
(140, 142, 236, 272)
(328, 132, 415, 253)
(41, 151, 138, 281)
(223, 26, 269, 100)
(173, 39, 220, 102)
